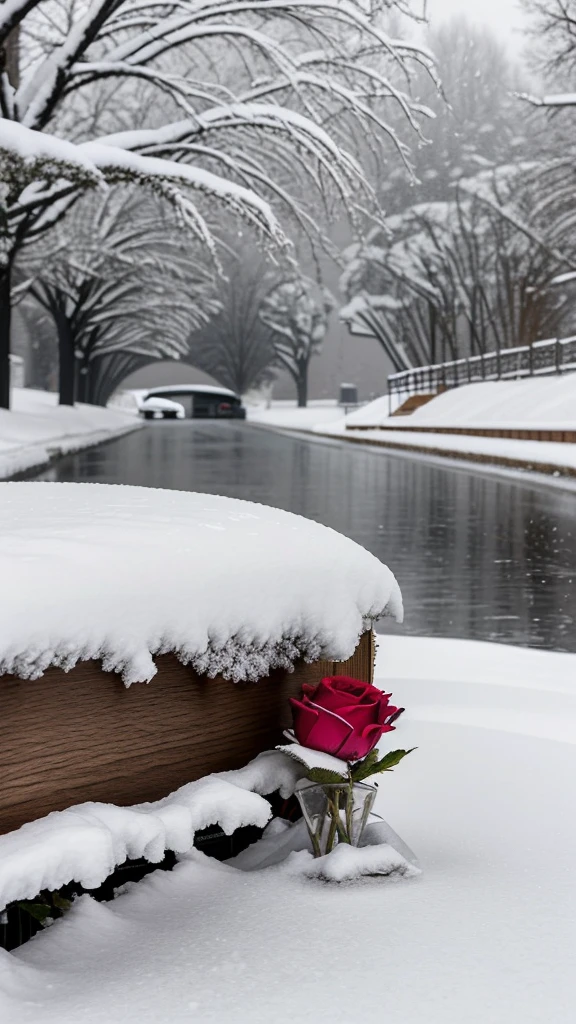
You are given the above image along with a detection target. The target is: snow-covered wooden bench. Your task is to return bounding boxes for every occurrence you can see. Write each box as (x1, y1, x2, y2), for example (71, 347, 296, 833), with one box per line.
(0, 482, 402, 835)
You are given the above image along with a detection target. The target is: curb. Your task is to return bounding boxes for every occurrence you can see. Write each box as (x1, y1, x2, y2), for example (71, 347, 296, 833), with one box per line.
(316, 428, 576, 478)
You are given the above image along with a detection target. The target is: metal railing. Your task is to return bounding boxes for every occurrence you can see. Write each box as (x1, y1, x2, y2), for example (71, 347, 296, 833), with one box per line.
(388, 335, 576, 402)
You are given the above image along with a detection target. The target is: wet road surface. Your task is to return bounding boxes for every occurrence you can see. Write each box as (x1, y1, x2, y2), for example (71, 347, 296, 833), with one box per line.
(35, 420, 576, 652)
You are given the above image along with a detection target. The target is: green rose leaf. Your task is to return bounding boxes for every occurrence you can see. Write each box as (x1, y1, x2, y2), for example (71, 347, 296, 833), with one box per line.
(51, 892, 73, 912)
(16, 901, 52, 924)
(354, 748, 416, 781)
(306, 768, 348, 784)
(350, 748, 380, 782)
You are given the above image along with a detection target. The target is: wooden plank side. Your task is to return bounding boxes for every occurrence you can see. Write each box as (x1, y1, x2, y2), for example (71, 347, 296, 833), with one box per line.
(0, 632, 373, 835)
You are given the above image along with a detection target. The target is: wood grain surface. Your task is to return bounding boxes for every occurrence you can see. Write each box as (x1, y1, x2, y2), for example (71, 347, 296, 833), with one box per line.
(0, 631, 374, 835)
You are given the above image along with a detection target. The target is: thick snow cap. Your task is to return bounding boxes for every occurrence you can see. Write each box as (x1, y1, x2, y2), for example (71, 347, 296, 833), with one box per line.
(0, 483, 402, 684)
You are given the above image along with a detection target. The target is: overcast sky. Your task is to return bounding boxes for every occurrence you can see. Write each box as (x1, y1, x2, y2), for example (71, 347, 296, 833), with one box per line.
(426, 0, 527, 49)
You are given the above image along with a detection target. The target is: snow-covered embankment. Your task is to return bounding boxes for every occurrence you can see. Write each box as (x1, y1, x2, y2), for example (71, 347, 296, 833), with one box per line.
(0, 389, 141, 479)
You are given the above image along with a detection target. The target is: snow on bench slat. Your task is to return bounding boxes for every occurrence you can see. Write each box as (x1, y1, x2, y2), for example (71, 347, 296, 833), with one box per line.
(0, 482, 402, 684)
(0, 751, 303, 909)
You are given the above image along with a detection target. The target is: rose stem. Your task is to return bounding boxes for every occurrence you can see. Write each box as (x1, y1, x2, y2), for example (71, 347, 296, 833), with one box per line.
(325, 789, 340, 854)
(345, 776, 354, 844)
(310, 828, 322, 859)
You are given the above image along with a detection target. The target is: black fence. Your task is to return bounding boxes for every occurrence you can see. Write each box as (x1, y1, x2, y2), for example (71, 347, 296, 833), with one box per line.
(388, 335, 576, 403)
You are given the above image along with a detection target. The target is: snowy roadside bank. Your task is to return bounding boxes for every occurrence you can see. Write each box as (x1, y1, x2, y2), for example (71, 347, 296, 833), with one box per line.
(0, 389, 142, 480)
(247, 402, 576, 481)
(348, 375, 576, 431)
(377, 634, 576, 743)
(1, 634, 575, 1024)
(315, 377, 576, 478)
(315, 419, 576, 478)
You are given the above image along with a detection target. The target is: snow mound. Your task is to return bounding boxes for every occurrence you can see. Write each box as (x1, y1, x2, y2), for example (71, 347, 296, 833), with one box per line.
(0, 750, 303, 910)
(285, 843, 420, 882)
(0, 482, 402, 683)
(228, 814, 420, 873)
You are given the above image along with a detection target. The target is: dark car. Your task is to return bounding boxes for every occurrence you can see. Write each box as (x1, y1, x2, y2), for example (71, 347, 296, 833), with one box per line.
(144, 385, 246, 420)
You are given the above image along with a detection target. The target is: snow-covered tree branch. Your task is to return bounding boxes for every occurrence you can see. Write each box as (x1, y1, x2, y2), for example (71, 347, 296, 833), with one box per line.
(0, 0, 437, 408)
(520, 0, 576, 107)
(340, 167, 575, 369)
(19, 188, 218, 404)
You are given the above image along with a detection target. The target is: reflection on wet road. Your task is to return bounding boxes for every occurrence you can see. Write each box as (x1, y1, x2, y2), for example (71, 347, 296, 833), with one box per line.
(35, 420, 576, 652)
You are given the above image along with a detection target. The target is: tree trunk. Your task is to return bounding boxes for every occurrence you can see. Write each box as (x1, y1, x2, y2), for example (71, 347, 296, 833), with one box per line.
(76, 363, 89, 403)
(56, 313, 75, 406)
(0, 264, 12, 410)
(296, 366, 308, 408)
(6, 26, 20, 89)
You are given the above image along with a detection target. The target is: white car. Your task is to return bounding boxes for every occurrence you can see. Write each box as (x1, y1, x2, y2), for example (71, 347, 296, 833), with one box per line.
(139, 396, 186, 420)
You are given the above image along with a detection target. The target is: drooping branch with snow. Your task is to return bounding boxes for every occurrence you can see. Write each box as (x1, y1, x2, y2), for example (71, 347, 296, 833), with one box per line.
(0, 0, 437, 407)
(520, 0, 576, 107)
(340, 166, 575, 368)
(19, 187, 219, 404)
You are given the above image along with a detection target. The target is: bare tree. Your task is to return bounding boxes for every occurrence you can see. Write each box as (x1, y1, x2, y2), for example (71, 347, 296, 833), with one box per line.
(374, 17, 526, 211)
(261, 278, 333, 406)
(520, 0, 576, 106)
(188, 252, 277, 395)
(340, 168, 573, 368)
(20, 189, 217, 404)
(524, 0, 576, 74)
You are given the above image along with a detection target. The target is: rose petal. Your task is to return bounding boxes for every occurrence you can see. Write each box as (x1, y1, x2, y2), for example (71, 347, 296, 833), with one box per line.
(387, 707, 404, 726)
(337, 702, 380, 729)
(305, 702, 355, 757)
(337, 731, 376, 761)
(377, 701, 399, 724)
(313, 679, 362, 711)
(330, 677, 373, 700)
(289, 698, 319, 747)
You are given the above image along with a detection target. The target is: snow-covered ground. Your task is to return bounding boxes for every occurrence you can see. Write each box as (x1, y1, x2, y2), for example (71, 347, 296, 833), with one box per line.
(247, 399, 345, 430)
(1, 635, 575, 1023)
(0, 389, 141, 480)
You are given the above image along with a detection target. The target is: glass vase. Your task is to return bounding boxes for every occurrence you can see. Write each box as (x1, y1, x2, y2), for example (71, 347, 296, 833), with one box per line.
(295, 780, 376, 858)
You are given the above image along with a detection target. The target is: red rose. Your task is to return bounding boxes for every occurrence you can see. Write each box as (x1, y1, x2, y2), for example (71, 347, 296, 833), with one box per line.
(289, 676, 403, 762)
